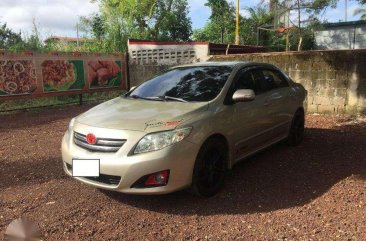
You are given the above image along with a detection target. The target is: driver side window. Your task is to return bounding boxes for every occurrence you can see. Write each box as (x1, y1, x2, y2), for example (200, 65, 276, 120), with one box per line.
(235, 69, 262, 95)
(236, 71, 255, 90)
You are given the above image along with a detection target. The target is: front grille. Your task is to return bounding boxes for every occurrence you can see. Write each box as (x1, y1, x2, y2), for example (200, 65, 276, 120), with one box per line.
(84, 175, 121, 185)
(73, 132, 126, 152)
(65, 163, 121, 186)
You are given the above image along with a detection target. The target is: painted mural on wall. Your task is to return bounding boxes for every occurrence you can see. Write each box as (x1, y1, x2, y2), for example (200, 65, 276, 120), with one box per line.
(88, 60, 122, 89)
(0, 52, 126, 100)
(42, 60, 85, 92)
(0, 60, 37, 96)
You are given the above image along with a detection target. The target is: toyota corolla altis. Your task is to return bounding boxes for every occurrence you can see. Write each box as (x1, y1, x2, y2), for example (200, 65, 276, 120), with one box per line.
(62, 62, 306, 197)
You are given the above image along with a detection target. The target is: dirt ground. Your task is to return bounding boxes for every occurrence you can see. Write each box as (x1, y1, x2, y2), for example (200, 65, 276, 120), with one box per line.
(0, 104, 365, 240)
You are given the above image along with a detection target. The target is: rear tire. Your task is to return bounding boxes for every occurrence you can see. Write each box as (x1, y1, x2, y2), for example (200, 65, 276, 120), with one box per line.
(191, 138, 228, 197)
(287, 110, 305, 146)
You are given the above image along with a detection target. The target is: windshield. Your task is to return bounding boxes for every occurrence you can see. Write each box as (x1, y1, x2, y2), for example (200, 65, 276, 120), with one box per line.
(127, 66, 233, 102)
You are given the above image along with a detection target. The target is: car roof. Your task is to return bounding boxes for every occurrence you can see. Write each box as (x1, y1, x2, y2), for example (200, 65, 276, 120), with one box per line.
(176, 61, 276, 69)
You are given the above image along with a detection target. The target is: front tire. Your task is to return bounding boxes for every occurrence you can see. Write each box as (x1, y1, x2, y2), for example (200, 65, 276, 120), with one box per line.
(287, 110, 305, 146)
(191, 138, 228, 197)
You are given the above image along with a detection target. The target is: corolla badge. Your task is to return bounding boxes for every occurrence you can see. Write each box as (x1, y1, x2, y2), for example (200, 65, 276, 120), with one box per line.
(86, 133, 97, 145)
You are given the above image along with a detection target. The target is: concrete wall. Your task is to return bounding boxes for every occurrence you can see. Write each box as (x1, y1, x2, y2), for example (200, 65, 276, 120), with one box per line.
(129, 63, 173, 88)
(211, 50, 366, 115)
(128, 43, 209, 87)
(315, 25, 366, 50)
(128, 43, 209, 65)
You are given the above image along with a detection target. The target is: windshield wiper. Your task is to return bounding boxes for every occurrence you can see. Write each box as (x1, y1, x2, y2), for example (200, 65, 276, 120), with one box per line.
(129, 95, 162, 101)
(129, 94, 187, 102)
(162, 95, 188, 103)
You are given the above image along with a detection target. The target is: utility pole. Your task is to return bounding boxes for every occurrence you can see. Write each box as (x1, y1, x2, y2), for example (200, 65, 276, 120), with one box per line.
(76, 23, 80, 47)
(345, 0, 348, 22)
(235, 0, 240, 45)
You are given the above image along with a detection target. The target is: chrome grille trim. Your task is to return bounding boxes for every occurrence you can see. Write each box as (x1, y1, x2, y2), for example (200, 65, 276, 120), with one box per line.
(97, 139, 125, 146)
(73, 132, 126, 152)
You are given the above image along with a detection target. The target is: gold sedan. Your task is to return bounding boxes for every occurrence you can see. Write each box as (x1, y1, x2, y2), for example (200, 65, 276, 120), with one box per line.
(62, 62, 306, 197)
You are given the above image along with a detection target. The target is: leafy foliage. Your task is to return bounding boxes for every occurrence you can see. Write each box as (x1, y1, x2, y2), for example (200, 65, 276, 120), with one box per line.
(0, 23, 23, 50)
(0, 19, 45, 52)
(193, 0, 235, 43)
(152, 0, 192, 41)
(193, 2, 273, 46)
(243, 6, 273, 45)
(79, 14, 106, 40)
(354, 7, 366, 20)
(194, 0, 336, 51)
(0, 0, 356, 53)
(266, 0, 338, 50)
(85, 0, 192, 52)
(353, 0, 366, 20)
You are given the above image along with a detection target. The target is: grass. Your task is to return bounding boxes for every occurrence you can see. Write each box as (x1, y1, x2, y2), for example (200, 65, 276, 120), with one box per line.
(0, 91, 124, 113)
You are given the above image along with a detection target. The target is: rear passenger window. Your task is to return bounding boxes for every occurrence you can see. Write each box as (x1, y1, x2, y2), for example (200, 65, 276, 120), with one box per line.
(262, 69, 289, 89)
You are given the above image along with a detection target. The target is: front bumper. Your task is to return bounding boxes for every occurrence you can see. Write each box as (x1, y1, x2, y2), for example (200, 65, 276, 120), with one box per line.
(61, 123, 200, 194)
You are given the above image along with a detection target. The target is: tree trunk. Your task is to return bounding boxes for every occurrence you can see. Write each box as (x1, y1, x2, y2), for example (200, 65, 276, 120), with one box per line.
(297, 0, 302, 51)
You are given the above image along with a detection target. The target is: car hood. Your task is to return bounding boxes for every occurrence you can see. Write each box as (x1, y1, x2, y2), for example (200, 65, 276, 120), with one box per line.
(76, 97, 209, 132)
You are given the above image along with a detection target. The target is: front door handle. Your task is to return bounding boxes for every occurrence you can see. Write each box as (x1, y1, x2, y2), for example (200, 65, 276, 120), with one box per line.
(271, 93, 283, 100)
(264, 100, 272, 106)
(264, 93, 283, 106)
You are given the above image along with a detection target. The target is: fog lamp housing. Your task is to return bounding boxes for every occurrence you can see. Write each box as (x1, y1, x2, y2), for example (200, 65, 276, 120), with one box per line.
(131, 170, 170, 188)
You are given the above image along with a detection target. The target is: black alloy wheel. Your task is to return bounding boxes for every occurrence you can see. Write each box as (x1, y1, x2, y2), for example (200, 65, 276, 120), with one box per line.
(191, 138, 227, 197)
(288, 110, 305, 146)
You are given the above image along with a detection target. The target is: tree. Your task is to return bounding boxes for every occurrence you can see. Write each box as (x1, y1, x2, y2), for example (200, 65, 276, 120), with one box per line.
(354, 7, 366, 20)
(88, 0, 192, 52)
(152, 0, 192, 41)
(204, 0, 235, 43)
(271, 0, 338, 50)
(355, 0, 366, 20)
(79, 14, 106, 40)
(0, 22, 23, 50)
(247, 6, 273, 26)
(193, 21, 229, 43)
(0, 19, 46, 52)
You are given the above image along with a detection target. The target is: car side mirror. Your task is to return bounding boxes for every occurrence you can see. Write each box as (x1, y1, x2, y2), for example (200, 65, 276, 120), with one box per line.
(129, 86, 137, 91)
(232, 89, 255, 102)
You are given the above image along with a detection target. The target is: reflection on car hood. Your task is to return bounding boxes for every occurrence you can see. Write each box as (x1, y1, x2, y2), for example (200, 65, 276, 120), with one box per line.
(76, 97, 209, 132)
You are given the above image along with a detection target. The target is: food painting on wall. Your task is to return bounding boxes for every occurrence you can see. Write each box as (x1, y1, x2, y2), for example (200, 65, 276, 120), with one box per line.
(0, 60, 37, 96)
(88, 60, 122, 89)
(42, 60, 85, 92)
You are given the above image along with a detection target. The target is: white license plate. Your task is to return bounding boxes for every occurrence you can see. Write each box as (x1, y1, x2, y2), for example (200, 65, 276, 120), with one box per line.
(72, 159, 100, 177)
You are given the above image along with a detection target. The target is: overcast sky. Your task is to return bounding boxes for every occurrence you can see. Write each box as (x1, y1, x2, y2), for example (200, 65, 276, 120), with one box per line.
(0, 0, 361, 38)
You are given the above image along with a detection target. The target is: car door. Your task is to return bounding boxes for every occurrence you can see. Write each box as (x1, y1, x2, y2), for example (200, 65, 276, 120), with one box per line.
(230, 67, 275, 161)
(260, 68, 293, 140)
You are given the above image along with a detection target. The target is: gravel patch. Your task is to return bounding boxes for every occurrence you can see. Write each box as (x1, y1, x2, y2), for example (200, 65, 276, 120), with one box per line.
(0, 105, 365, 240)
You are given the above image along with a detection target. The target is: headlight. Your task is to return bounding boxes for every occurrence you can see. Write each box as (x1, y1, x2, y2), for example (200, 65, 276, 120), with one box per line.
(134, 127, 192, 154)
(68, 118, 76, 134)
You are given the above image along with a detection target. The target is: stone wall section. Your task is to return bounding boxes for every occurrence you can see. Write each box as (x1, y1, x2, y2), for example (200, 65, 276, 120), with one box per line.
(211, 50, 366, 115)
